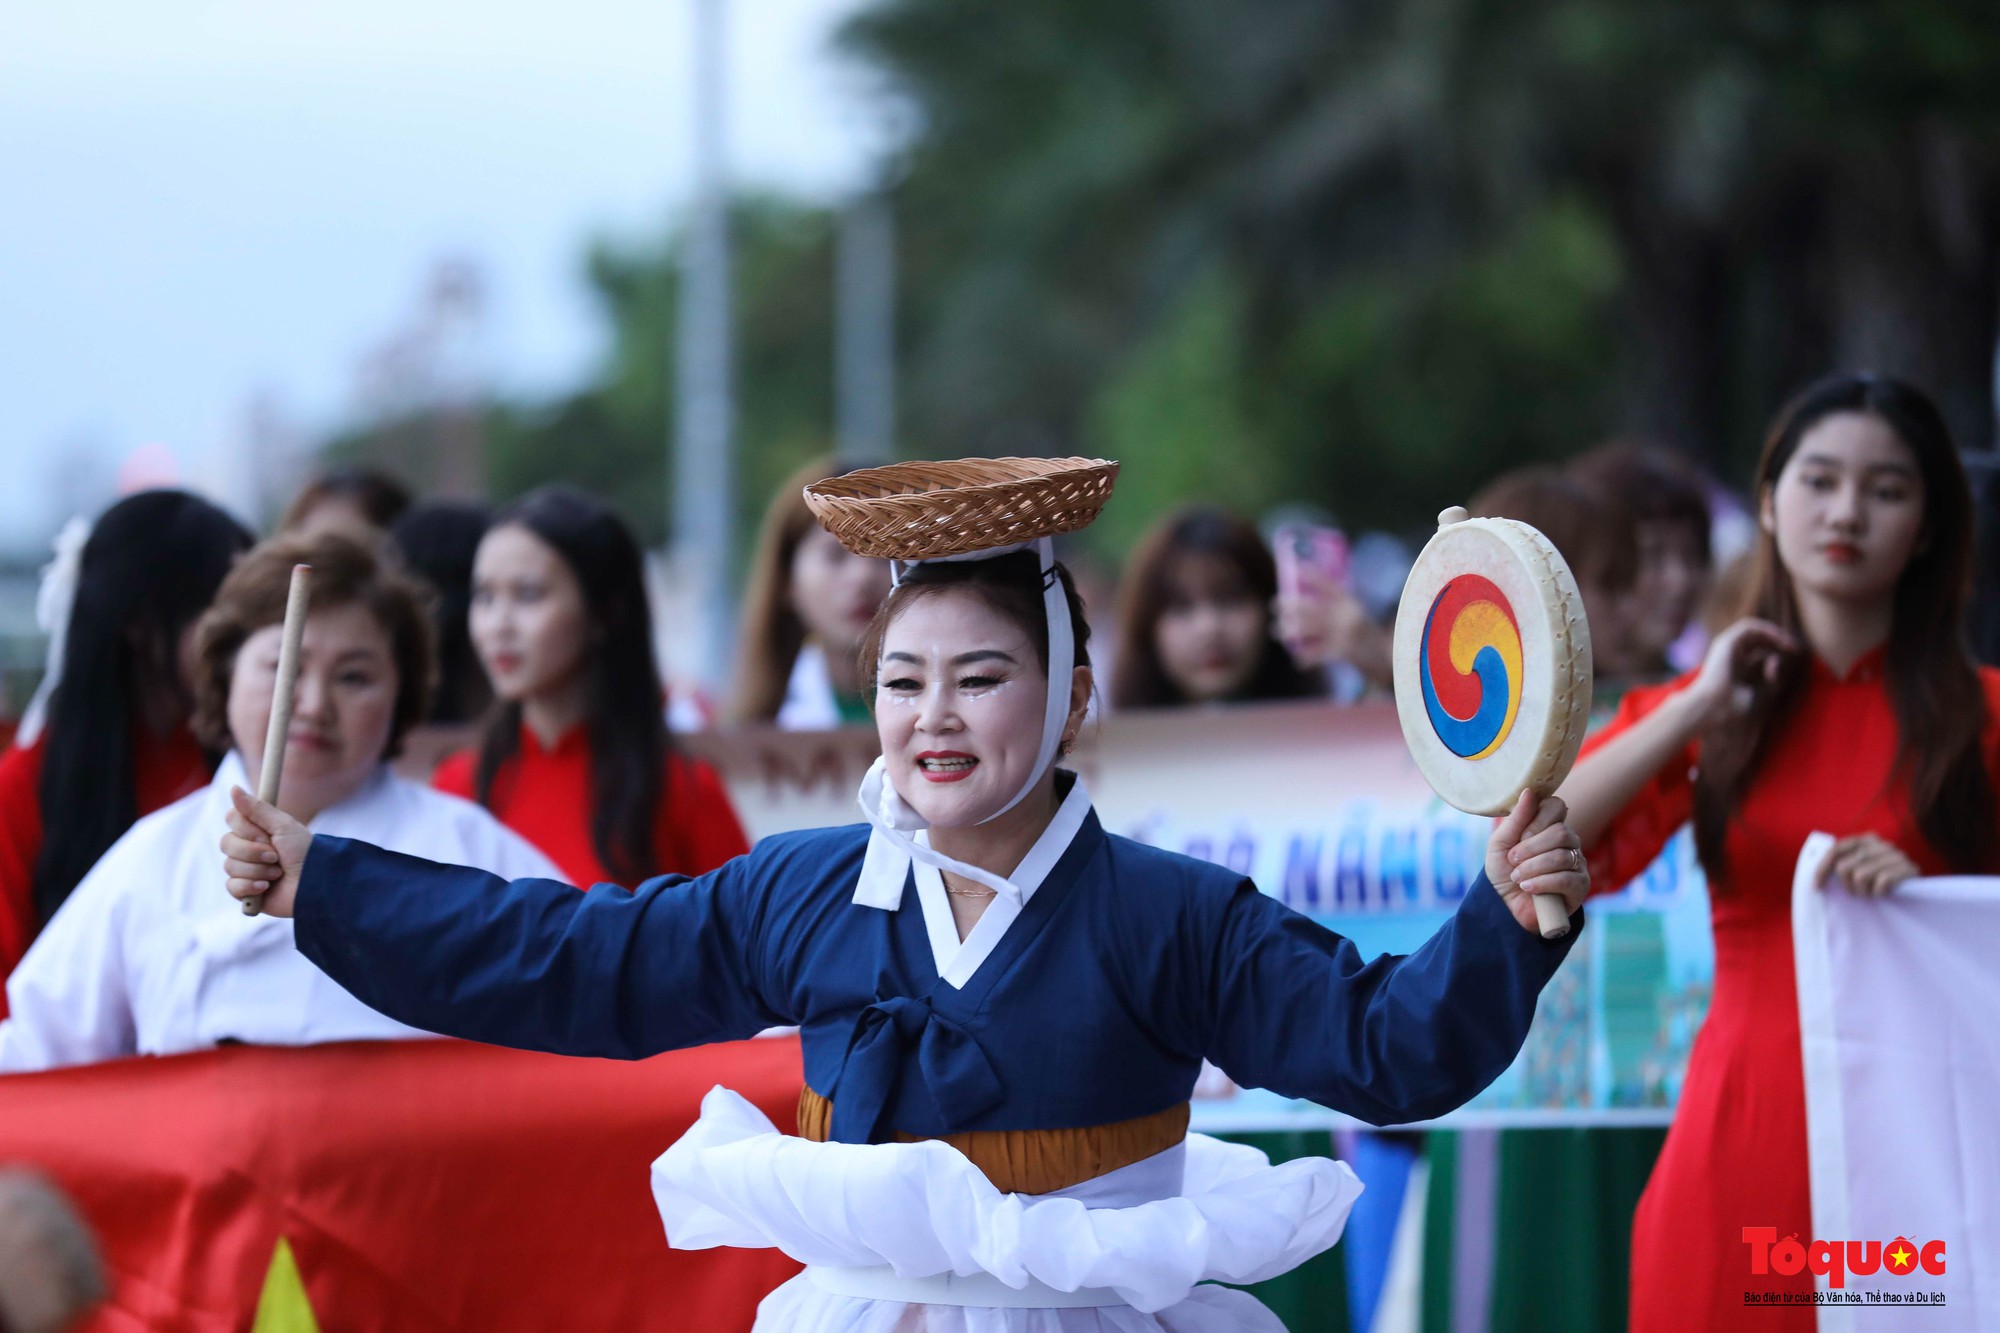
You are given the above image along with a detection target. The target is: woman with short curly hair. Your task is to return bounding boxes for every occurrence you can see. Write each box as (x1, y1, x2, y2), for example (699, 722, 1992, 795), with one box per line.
(0, 530, 558, 1072)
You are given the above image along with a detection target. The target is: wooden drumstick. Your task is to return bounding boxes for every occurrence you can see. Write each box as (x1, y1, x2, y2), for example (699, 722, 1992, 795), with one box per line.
(242, 564, 311, 917)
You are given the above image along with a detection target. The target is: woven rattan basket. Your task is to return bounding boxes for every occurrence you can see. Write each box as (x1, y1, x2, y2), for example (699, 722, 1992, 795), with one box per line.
(804, 457, 1119, 560)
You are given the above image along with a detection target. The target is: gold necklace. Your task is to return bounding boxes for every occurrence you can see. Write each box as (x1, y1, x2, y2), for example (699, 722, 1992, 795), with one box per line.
(942, 880, 997, 899)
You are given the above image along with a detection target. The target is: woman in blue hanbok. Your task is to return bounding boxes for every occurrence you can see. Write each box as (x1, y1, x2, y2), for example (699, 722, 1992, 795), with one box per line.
(220, 461, 1590, 1332)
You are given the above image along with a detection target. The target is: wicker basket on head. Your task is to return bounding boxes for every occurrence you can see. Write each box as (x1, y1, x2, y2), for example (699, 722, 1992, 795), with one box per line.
(803, 457, 1119, 560)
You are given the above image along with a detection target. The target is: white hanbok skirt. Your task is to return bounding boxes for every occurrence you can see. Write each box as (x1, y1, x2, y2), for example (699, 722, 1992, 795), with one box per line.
(652, 1087, 1364, 1331)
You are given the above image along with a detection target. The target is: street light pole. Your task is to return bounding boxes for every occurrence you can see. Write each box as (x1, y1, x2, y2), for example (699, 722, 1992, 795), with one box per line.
(836, 190, 895, 465)
(674, 0, 735, 688)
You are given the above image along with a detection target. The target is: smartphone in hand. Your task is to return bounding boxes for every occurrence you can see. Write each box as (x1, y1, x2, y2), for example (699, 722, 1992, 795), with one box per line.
(1273, 522, 1350, 599)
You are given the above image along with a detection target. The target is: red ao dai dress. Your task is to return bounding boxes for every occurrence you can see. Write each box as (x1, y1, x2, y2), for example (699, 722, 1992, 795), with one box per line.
(1585, 648, 2000, 1330)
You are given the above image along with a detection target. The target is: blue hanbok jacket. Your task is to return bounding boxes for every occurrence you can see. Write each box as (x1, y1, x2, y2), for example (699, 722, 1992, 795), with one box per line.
(296, 801, 1580, 1144)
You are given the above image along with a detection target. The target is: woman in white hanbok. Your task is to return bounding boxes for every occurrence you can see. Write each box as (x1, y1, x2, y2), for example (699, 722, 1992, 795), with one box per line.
(0, 531, 556, 1072)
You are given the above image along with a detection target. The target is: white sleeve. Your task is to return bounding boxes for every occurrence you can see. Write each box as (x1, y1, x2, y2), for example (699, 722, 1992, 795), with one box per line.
(0, 845, 140, 1072)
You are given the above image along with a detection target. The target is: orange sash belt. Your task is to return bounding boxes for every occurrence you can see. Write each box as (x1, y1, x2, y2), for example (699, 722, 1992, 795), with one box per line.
(796, 1086, 1191, 1196)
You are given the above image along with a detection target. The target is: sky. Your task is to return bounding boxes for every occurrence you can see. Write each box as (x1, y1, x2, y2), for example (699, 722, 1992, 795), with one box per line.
(0, 0, 885, 553)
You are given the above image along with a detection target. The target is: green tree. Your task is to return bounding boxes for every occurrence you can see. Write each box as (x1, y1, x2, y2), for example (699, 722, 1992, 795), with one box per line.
(844, 0, 2000, 536)
(330, 1, 2000, 560)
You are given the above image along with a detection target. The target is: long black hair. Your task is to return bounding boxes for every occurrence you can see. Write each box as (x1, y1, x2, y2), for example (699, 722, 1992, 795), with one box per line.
(1694, 372, 1996, 882)
(1111, 507, 1323, 708)
(32, 491, 253, 924)
(473, 487, 669, 884)
(391, 500, 495, 726)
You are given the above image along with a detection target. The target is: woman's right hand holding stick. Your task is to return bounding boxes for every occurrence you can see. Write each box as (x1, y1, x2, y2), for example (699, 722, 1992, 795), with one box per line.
(219, 787, 313, 918)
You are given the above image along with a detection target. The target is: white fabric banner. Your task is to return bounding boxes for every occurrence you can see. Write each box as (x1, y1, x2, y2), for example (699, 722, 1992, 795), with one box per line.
(1793, 835, 1999, 1330)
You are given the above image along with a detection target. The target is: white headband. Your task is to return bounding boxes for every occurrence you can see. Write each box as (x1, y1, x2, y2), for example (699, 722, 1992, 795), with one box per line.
(851, 535, 1074, 907)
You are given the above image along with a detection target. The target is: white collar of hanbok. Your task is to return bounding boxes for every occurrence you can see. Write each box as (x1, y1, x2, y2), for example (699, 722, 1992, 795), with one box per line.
(850, 771, 1093, 911)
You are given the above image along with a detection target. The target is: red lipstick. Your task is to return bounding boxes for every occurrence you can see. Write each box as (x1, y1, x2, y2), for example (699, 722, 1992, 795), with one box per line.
(914, 750, 978, 783)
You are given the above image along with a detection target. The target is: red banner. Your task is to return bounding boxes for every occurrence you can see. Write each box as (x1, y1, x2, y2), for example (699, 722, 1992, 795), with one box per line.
(0, 1036, 805, 1330)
